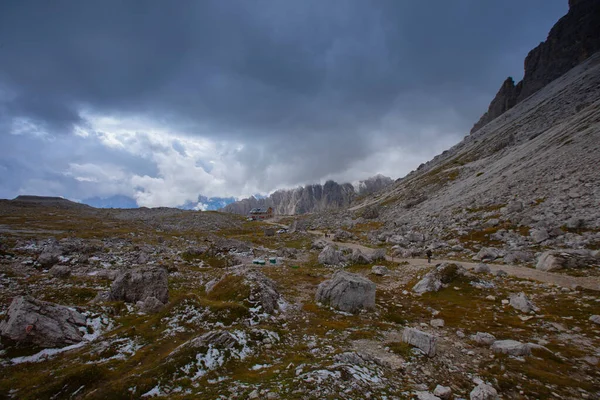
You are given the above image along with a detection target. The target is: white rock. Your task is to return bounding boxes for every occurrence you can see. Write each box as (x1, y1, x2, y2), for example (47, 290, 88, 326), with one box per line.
(509, 292, 536, 313)
(471, 332, 496, 346)
(490, 340, 531, 356)
(589, 315, 600, 325)
(402, 327, 437, 357)
(470, 383, 499, 400)
(430, 319, 445, 328)
(433, 385, 452, 399)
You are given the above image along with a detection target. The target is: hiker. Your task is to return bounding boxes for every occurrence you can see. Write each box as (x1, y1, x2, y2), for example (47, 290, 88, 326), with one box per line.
(426, 249, 432, 263)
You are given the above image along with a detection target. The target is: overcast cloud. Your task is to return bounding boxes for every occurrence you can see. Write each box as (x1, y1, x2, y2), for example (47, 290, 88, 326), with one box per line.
(0, 0, 567, 206)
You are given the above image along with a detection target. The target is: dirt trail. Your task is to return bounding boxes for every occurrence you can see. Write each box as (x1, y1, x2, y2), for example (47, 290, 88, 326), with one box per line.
(308, 230, 600, 291)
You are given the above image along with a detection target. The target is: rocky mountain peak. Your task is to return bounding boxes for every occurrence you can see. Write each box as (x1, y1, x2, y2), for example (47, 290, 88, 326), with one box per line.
(471, 0, 600, 134)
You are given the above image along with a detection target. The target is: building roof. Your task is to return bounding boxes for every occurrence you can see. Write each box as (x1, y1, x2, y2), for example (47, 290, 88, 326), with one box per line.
(249, 207, 272, 214)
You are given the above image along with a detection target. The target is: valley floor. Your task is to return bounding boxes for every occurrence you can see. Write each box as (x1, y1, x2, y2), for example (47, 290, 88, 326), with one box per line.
(0, 204, 599, 399)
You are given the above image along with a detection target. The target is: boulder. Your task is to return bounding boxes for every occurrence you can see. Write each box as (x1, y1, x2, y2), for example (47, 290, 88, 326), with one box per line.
(430, 319, 445, 328)
(371, 265, 390, 276)
(509, 292, 536, 313)
(318, 245, 345, 266)
(503, 251, 534, 264)
(530, 228, 549, 243)
(536, 250, 597, 272)
(402, 327, 437, 357)
(371, 248, 386, 261)
(37, 245, 62, 268)
(413, 263, 466, 294)
(244, 269, 282, 314)
(315, 271, 376, 313)
(470, 383, 499, 400)
(415, 392, 440, 400)
(0, 296, 86, 348)
(49, 264, 71, 278)
(109, 266, 169, 304)
(350, 248, 371, 264)
(475, 248, 499, 262)
(490, 340, 532, 356)
(589, 315, 600, 325)
(137, 296, 165, 314)
(565, 217, 584, 229)
(311, 239, 327, 250)
(433, 385, 452, 400)
(471, 332, 496, 346)
(474, 263, 491, 274)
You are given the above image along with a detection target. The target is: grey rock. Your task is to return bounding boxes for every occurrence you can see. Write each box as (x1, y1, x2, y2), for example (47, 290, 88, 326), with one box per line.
(109, 266, 169, 304)
(490, 340, 532, 356)
(565, 217, 584, 229)
(0, 296, 86, 348)
(318, 245, 345, 266)
(315, 271, 376, 313)
(371, 265, 390, 276)
(311, 239, 327, 250)
(413, 263, 465, 294)
(49, 264, 71, 278)
(474, 263, 491, 274)
(430, 319, 445, 328)
(415, 392, 440, 400)
(503, 251, 534, 264)
(244, 269, 282, 314)
(470, 383, 499, 400)
(495, 269, 508, 277)
(137, 296, 165, 314)
(509, 292, 536, 313)
(37, 247, 61, 268)
(471, 332, 496, 346)
(371, 248, 386, 261)
(402, 327, 437, 357)
(433, 385, 452, 400)
(530, 228, 549, 243)
(350, 248, 371, 264)
(475, 247, 499, 261)
(536, 249, 597, 272)
(589, 315, 600, 325)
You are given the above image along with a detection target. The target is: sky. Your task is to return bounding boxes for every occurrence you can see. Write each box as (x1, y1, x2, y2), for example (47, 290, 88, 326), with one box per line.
(0, 0, 568, 207)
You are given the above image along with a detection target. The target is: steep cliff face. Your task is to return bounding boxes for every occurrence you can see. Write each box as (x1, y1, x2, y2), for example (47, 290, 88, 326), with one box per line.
(221, 175, 392, 216)
(471, 0, 600, 134)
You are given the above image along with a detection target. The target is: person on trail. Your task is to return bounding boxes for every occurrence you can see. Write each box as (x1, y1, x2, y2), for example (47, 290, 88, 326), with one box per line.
(426, 249, 432, 264)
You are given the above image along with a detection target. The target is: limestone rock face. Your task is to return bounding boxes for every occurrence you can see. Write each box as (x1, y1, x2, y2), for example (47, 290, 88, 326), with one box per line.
(402, 327, 437, 357)
(0, 296, 86, 348)
(109, 266, 169, 304)
(315, 271, 376, 313)
(471, 0, 600, 134)
(221, 175, 391, 215)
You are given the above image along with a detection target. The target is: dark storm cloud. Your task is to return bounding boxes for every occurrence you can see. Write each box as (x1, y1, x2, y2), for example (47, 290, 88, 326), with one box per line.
(0, 0, 568, 202)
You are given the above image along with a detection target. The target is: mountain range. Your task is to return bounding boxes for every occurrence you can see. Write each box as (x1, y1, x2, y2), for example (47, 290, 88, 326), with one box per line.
(221, 174, 393, 216)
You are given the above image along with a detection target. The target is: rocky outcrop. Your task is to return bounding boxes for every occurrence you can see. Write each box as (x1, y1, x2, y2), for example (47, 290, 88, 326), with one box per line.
(0, 296, 86, 348)
(471, 0, 600, 133)
(315, 271, 376, 313)
(221, 175, 392, 216)
(109, 266, 169, 305)
(471, 77, 519, 134)
(470, 383, 499, 400)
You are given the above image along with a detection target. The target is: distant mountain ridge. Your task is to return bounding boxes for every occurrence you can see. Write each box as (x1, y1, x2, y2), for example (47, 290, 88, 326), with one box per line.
(221, 174, 393, 216)
(470, 0, 600, 133)
(81, 194, 237, 210)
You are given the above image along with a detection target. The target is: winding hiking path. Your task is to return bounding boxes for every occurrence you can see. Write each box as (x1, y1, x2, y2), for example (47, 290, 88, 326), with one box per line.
(306, 230, 600, 291)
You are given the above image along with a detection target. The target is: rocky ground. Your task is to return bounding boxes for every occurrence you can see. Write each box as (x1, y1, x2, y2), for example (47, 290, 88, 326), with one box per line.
(1, 199, 599, 400)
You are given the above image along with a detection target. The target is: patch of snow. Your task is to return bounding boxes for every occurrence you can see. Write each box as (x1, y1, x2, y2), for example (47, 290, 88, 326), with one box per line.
(141, 385, 162, 397)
